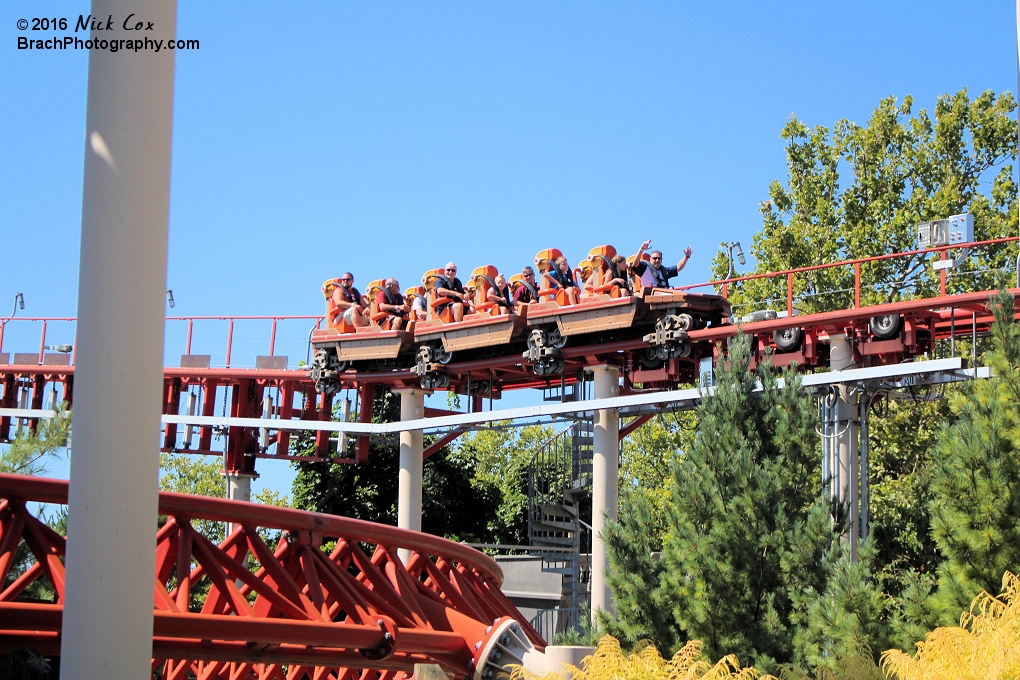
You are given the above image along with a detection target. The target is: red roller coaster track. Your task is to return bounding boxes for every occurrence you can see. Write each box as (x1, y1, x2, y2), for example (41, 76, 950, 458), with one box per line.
(0, 238, 1017, 469)
(0, 473, 545, 680)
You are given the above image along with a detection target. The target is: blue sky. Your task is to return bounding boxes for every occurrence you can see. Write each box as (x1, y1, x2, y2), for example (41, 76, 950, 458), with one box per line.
(1, 1, 1017, 495)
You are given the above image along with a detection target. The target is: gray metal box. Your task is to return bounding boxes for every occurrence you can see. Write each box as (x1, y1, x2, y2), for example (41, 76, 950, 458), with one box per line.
(180, 354, 212, 369)
(255, 355, 288, 370)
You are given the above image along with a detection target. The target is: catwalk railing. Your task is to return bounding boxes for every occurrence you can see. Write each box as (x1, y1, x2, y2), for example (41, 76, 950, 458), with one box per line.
(679, 236, 1019, 314)
(0, 473, 545, 680)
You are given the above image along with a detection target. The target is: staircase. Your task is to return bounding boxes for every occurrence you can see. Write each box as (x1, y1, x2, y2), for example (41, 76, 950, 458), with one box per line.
(527, 418, 594, 639)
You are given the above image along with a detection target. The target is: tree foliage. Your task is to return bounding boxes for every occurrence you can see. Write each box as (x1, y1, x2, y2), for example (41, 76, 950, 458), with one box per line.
(291, 389, 503, 543)
(928, 290, 1020, 619)
(882, 571, 1020, 680)
(0, 404, 71, 476)
(159, 452, 228, 542)
(713, 89, 1017, 314)
(454, 424, 552, 545)
(606, 335, 834, 668)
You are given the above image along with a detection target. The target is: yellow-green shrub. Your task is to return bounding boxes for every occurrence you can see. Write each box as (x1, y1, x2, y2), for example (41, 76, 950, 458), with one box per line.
(511, 635, 766, 680)
(881, 571, 1020, 680)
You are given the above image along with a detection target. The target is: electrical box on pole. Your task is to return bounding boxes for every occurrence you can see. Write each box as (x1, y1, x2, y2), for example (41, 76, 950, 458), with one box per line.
(917, 213, 974, 248)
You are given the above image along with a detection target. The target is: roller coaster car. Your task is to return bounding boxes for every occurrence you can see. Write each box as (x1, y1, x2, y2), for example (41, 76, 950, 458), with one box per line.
(309, 278, 415, 394)
(524, 245, 730, 373)
(411, 266, 529, 387)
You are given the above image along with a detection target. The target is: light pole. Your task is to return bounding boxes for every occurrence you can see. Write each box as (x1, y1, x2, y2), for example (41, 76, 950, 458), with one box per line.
(723, 241, 746, 280)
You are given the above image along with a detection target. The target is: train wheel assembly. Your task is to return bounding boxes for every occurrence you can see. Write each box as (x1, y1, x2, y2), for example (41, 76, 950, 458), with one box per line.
(870, 314, 902, 340)
(414, 345, 451, 390)
(311, 348, 347, 395)
(534, 357, 565, 376)
(773, 327, 803, 352)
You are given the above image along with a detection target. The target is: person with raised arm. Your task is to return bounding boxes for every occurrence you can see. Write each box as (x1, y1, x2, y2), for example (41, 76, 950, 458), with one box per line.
(632, 239, 693, 289)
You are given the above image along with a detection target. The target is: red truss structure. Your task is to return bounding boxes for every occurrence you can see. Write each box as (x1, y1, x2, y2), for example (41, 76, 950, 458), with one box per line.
(0, 238, 1017, 468)
(0, 474, 545, 680)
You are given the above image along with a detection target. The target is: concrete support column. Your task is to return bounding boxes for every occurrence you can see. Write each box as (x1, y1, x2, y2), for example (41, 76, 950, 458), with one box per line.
(590, 365, 620, 624)
(830, 334, 859, 559)
(225, 471, 255, 536)
(60, 1, 177, 677)
(395, 388, 425, 563)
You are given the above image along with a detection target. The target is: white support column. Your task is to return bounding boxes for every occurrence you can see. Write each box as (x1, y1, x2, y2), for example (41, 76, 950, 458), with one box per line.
(830, 334, 859, 559)
(590, 365, 620, 624)
(225, 471, 255, 536)
(60, 1, 177, 678)
(395, 388, 425, 563)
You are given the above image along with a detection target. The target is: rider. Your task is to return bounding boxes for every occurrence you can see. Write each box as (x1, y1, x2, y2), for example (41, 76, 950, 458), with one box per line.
(544, 256, 579, 306)
(376, 278, 409, 330)
(486, 274, 515, 314)
(632, 239, 693, 289)
(332, 272, 369, 328)
(435, 262, 471, 322)
(603, 254, 632, 296)
(513, 266, 539, 305)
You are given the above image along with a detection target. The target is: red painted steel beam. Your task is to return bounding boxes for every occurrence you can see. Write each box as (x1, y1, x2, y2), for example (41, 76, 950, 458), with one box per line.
(0, 473, 503, 583)
(619, 414, 653, 440)
(423, 429, 467, 459)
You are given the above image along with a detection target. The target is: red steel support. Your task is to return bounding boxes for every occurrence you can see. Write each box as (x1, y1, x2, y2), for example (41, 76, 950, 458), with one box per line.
(275, 380, 294, 456)
(198, 379, 218, 453)
(0, 374, 14, 441)
(854, 262, 861, 308)
(0, 473, 546, 679)
(226, 379, 258, 474)
(355, 384, 376, 463)
(37, 321, 47, 364)
(185, 319, 193, 356)
(163, 378, 181, 449)
(269, 319, 277, 357)
(423, 429, 467, 460)
(940, 251, 948, 297)
(619, 414, 653, 441)
(29, 375, 44, 434)
(314, 390, 334, 458)
(786, 273, 794, 316)
(225, 319, 234, 368)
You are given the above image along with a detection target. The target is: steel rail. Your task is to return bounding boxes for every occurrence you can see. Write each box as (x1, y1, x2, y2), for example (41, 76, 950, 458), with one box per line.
(0, 474, 502, 584)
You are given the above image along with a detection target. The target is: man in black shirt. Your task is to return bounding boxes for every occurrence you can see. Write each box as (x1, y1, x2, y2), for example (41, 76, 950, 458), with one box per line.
(435, 262, 471, 322)
(632, 239, 693, 289)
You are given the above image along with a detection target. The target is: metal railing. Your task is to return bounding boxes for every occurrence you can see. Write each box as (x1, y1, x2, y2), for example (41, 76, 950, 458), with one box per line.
(0, 315, 325, 369)
(679, 236, 1020, 315)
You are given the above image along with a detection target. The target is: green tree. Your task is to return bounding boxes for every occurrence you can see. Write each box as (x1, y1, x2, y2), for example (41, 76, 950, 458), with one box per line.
(928, 289, 1020, 619)
(0, 404, 71, 475)
(714, 88, 1017, 314)
(454, 424, 552, 545)
(605, 336, 834, 669)
(159, 452, 228, 542)
(792, 542, 889, 675)
(291, 389, 502, 543)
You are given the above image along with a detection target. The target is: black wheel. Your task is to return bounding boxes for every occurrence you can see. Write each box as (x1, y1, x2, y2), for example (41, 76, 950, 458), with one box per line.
(773, 327, 803, 352)
(641, 347, 664, 369)
(870, 314, 902, 340)
(433, 345, 453, 365)
(547, 328, 569, 350)
(674, 313, 694, 332)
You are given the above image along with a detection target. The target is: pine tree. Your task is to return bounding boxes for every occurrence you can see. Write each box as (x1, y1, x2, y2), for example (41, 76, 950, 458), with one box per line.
(606, 334, 834, 667)
(793, 542, 889, 674)
(602, 488, 679, 651)
(928, 289, 1020, 619)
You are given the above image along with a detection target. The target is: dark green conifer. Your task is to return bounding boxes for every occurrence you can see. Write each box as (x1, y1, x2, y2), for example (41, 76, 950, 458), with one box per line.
(929, 289, 1020, 618)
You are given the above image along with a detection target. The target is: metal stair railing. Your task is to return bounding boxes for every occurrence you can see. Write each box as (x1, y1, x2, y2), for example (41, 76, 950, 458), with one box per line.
(527, 418, 594, 636)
